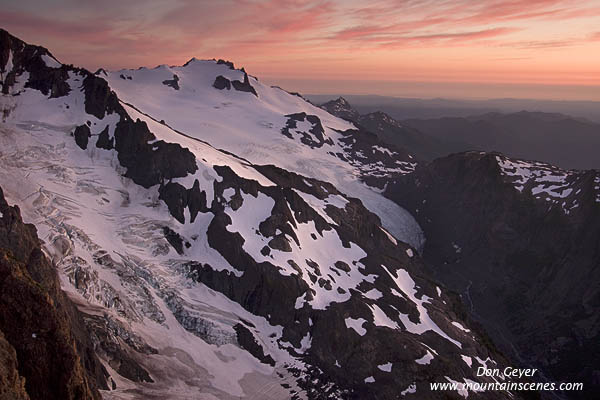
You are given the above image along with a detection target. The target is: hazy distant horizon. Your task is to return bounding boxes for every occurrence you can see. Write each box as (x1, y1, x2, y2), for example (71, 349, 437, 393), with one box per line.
(263, 78, 600, 102)
(303, 92, 600, 123)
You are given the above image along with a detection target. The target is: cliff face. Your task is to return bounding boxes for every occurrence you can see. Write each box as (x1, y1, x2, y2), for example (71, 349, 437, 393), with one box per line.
(0, 186, 107, 400)
(386, 152, 600, 399)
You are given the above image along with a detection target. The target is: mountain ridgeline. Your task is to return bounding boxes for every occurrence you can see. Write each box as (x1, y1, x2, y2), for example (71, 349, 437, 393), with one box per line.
(0, 28, 598, 400)
(321, 97, 600, 170)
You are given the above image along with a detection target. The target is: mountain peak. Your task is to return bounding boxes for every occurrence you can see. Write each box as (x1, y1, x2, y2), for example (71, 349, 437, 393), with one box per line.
(320, 96, 359, 121)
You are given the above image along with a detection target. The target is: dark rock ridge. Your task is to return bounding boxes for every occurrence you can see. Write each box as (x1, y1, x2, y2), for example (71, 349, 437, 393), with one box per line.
(1, 29, 70, 97)
(212, 72, 258, 96)
(216, 59, 235, 69)
(161, 74, 180, 90)
(0, 186, 107, 400)
(319, 97, 419, 189)
(321, 96, 448, 163)
(386, 152, 600, 399)
(402, 111, 600, 170)
(83, 314, 155, 385)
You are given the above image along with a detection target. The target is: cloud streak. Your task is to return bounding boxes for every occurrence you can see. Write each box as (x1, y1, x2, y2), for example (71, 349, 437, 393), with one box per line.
(0, 0, 598, 90)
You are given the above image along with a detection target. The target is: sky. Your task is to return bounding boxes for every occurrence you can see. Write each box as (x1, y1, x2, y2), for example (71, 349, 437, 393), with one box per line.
(2, 0, 600, 100)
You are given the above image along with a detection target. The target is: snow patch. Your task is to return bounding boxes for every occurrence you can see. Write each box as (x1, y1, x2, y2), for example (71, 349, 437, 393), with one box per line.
(345, 317, 367, 336)
(377, 362, 392, 372)
(41, 54, 62, 68)
(452, 321, 471, 333)
(401, 382, 417, 396)
(462, 355, 473, 368)
(415, 350, 434, 365)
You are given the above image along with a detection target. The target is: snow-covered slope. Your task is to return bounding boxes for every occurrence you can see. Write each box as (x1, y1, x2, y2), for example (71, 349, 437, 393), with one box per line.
(0, 29, 517, 399)
(496, 154, 600, 214)
(103, 61, 423, 250)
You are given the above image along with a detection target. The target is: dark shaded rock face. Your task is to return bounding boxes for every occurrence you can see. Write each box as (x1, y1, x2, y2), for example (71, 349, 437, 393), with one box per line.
(213, 75, 231, 90)
(334, 123, 416, 190)
(73, 124, 91, 150)
(386, 152, 600, 399)
(113, 118, 198, 188)
(231, 72, 258, 96)
(0, 330, 29, 400)
(161, 74, 180, 90)
(158, 179, 209, 224)
(163, 226, 186, 254)
(319, 98, 420, 189)
(234, 323, 275, 366)
(0, 186, 107, 400)
(95, 125, 114, 150)
(82, 74, 120, 119)
(213, 72, 257, 96)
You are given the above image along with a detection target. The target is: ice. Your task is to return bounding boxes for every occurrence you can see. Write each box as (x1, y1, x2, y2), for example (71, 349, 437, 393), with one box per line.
(415, 350, 434, 365)
(363, 288, 383, 300)
(372, 145, 394, 156)
(379, 226, 397, 245)
(461, 355, 473, 368)
(369, 304, 398, 330)
(377, 362, 392, 372)
(452, 321, 471, 333)
(364, 376, 375, 383)
(41, 54, 62, 68)
(400, 382, 416, 396)
(345, 317, 367, 336)
(2, 50, 13, 75)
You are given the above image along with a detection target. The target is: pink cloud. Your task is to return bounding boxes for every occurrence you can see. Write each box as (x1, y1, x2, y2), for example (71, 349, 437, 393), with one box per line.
(0, 0, 598, 88)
